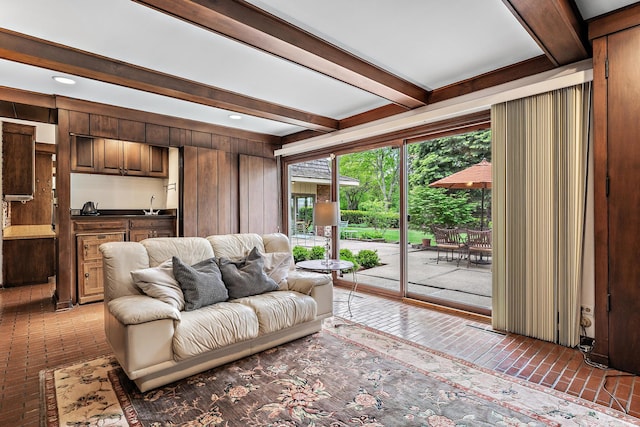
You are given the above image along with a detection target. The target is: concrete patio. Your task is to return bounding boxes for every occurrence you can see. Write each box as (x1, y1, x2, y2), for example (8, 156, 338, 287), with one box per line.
(292, 235, 492, 312)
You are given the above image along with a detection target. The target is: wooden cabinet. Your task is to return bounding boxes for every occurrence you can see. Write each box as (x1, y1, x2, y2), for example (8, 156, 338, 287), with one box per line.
(76, 232, 125, 304)
(592, 19, 640, 375)
(2, 122, 35, 200)
(71, 136, 169, 177)
(73, 216, 175, 303)
(101, 139, 148, 176)
(129, 217, 176, 242)
(3, 238, 55, 286)
(11, 150, 54, 225)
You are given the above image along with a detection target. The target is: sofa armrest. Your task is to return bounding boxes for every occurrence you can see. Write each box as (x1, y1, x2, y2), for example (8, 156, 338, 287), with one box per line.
(287, 270, 331, 294)
(108, 295, 181, 325)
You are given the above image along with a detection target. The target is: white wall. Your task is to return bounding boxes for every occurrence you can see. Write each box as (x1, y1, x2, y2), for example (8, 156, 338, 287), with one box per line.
(71, 173, 168, 211)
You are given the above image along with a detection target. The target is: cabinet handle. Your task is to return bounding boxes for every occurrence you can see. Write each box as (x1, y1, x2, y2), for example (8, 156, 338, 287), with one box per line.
(84, 244, 89, 257)
(84, 272, 90, 281)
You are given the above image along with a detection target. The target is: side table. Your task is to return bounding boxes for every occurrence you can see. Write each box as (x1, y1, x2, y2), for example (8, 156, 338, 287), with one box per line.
(295, 259, 357, 317)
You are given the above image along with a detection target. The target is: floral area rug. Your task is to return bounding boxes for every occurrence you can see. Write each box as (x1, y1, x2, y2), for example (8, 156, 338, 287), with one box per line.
(41, 318, 638, 426)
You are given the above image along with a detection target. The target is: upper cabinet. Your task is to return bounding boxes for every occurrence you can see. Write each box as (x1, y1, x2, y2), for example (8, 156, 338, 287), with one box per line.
(71, 136, 168, 178)
(2, 122, 35, 201)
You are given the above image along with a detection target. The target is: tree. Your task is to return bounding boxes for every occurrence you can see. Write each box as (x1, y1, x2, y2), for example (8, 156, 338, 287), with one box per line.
(339, 147, 400, 212)
(408, 129, 491, 228)
(409, 186, 474, 231)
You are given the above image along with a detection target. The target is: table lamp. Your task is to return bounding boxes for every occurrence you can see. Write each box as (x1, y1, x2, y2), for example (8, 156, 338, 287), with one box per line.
(314, 201, 338, 265)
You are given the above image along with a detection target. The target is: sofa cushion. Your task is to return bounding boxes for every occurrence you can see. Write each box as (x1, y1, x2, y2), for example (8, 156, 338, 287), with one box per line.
(142, 237, 214, 267)
(218, 247, 279, 299)
(173, 257, 228, 311)
(109, 295, 181, 325)
(287, 269, 332, 295)
(262, 233, 292, 254)
(206, 233, 265, 259)
(231, 291, 317, 334)
(262, 252, 292, 291)
(131, 259, 185, 310)
(172, 302, 259, 360)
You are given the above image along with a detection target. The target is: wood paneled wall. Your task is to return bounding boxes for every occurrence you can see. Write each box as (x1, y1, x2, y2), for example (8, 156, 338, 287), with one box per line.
(181, 146, 239, 237)
(239, 154, 279, 234)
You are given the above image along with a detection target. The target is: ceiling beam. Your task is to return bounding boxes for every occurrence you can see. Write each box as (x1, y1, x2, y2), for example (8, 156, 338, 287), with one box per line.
(503, 0, 590, 66)
(0, 29, 338, 132)
(134, 0, 429, 109)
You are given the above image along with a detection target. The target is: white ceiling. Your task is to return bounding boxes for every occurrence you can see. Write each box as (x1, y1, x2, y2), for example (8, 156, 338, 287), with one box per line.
(0, 0, 637, 138)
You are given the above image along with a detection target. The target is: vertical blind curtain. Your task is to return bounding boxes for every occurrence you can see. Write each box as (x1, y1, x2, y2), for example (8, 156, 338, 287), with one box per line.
(491, 82, 591, 347)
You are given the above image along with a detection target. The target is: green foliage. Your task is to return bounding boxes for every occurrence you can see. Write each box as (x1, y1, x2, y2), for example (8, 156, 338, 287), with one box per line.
(339, 147, 400, 212)
(357, 230, 384, 240)
(309, 246, 326, 260)
(356, 249, 380, 269)
(292, 246, 309, 263)
(298, 206, 313, 227)
(339, 248, 359, 271)
(409, 186, 474, 228)
(340, 210, 399, 229)
(407, 129, 491, 229)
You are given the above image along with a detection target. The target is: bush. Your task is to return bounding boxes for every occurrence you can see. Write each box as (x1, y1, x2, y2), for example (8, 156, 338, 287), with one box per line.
(356, 249, 380, 269)
(339, 248, 359, 271)
(309, 246, 326, 260)
(292, 246, 309, 263)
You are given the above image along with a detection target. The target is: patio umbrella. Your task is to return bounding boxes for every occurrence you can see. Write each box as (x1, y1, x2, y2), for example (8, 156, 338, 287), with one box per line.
(429, 159, 492, 229)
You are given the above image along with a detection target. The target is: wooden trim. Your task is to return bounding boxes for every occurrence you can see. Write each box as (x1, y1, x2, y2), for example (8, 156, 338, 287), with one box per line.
(54, 109, 74, 309)
(0, 86, 56, 108)
(339, 104, 410, 129)
(0, 28, 337, 132)
(429, 56, 555, 104)
(591, 36, 609, 365)
(134, 0, 429, 109)
(502, 0, 589, 66)
(588, 2, 640, 40)
(283, 111, 490, 162)
(35, 142, 56, 154)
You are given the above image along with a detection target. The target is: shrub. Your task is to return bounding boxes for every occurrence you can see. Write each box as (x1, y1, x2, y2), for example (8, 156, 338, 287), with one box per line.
(339, 248, 359, 271)
(357, 249, 380, 269)
(292, 246, 309, 263)
(309, 246, 326, 260)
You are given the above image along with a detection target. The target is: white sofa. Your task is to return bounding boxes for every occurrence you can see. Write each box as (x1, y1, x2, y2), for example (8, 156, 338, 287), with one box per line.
(100, 233, 332, 392)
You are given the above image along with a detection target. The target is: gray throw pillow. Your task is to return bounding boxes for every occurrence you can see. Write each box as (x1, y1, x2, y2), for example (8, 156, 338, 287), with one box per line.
(218, 247, 279, 299)
(172, 256, 228, 311)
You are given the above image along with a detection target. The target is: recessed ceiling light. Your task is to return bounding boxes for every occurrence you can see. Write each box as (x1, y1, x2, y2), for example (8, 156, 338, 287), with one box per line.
(52, 76, 76, 85)
(229, 114, 242, 120)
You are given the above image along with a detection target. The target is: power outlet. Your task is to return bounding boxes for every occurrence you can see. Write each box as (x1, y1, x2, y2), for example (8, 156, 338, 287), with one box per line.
(580, 316, 592, 327)
(581, 305, 594, 316)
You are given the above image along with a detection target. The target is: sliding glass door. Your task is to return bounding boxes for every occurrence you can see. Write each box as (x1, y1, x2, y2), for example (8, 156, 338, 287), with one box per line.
(406, 130, 492, 314)
(337, 147, 401, 296)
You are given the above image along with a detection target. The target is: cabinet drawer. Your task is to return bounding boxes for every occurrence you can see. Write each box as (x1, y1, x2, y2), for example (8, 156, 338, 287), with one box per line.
(74, 220, 128, 232)
(129, 218, 174, 229)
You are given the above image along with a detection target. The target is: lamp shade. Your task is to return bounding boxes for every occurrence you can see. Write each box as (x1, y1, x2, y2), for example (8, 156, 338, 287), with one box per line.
(314, 201, 338, 226)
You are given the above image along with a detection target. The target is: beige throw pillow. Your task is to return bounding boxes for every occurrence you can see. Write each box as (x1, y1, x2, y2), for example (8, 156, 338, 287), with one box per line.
(130, 259, 185, 311)
(262, 252, 292, 291)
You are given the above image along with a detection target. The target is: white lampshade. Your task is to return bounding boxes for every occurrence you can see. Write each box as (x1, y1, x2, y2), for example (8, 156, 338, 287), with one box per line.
(314, 201, 338, 226)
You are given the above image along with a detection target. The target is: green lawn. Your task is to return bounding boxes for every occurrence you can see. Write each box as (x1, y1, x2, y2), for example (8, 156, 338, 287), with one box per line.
(342, 226, 432, 245)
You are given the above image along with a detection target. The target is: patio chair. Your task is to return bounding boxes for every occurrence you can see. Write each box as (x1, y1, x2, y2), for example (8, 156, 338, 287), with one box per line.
(466, 229, 492, 267)
(431, 225, 466, 266)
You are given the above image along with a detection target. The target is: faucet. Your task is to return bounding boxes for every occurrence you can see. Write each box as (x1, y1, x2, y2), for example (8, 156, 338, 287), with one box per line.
(144, 195, 159, 215)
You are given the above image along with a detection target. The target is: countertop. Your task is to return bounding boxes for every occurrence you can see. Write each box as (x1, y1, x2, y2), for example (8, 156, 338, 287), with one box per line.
(3, 224, 56, 240)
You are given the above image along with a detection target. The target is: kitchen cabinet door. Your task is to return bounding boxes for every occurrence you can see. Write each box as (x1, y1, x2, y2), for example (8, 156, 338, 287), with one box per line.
(122, 141, 147, 176)
(71, 136, 98, 173)
(77, 232, 125, 303)
(100, 138, 123, 175)
(148, 145, 169, 178)
(2, 122, 35, 199)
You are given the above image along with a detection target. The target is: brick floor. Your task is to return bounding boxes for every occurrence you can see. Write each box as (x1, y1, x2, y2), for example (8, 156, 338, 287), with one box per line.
(0, 283, 638, 426)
